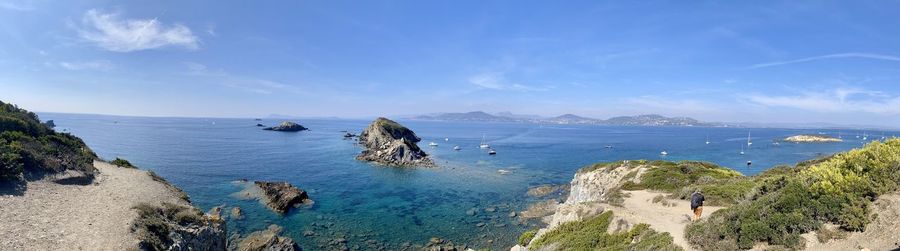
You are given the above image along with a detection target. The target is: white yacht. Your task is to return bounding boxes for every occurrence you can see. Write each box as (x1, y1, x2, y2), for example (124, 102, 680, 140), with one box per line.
(428, 142, 438, 147)
(453, 146, 461, 151)
(660, 151, 668, 156)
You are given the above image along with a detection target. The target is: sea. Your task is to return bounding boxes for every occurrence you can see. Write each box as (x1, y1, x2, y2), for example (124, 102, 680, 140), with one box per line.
(40, 113, 895, 250)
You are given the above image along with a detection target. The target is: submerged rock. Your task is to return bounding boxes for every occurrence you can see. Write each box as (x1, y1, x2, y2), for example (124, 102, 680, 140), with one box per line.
(236, 224, 300, 251)
(356, 117, 434, 167)
(255, 181, 309, 214)
(263, 121, 308, 132)
(231, 207, 244, 220)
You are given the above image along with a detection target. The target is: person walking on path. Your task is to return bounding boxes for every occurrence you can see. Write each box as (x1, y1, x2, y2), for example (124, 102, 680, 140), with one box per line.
(690, 190, 705, 222)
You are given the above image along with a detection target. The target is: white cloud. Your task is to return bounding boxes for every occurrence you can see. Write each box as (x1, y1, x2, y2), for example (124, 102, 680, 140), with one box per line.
(467, 72, 552, 92)
(59, 60, 114, 71)
(76, 9, 199, 52)
(748, 53, 900, 69)
(746, 87, 900, 115)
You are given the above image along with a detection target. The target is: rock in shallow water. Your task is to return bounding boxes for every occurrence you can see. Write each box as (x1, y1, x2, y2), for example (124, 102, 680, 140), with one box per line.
(236, 224, 300, 251)
(254, 181, 309, 214)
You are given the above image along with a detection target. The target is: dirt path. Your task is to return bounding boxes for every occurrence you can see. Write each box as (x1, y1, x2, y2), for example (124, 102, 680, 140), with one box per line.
(607, 190, 724, 251)
(0, 161, 189, 250)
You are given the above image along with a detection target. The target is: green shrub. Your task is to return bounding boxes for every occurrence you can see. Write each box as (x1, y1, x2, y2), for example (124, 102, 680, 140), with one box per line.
(686, 139, 900, 250)
(110, 158, 138, 169)
(518, 229, 537, 246)
(0, 100, 97, 181)
(529, 211, 682, 250)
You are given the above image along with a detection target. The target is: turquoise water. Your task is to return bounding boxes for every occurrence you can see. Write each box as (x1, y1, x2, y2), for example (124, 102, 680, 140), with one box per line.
(41, 113, 893, 250)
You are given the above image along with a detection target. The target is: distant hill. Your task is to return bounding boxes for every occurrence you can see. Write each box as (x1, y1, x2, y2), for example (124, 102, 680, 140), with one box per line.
(604, 114, 707, 126)
(412, 111, 522, 123)
(409, 111, 715, 126)
(545, 114, 601, 124)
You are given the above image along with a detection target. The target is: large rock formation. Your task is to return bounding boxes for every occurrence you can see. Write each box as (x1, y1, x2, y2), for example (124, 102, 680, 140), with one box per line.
(236, 224, 300, 251)
(263, 121, 308, 132)
(255, 181, 309, 214)
(356, 117, 434, 167)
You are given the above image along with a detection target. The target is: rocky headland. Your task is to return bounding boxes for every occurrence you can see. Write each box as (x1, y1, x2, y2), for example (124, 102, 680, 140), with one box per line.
(784, 134, 843, 143)
(263, 121, 308, 132)
(356, 117, 435, 167)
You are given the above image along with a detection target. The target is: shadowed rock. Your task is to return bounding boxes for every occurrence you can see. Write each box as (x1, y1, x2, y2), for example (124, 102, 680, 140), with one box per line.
(356, 117, 434, 167)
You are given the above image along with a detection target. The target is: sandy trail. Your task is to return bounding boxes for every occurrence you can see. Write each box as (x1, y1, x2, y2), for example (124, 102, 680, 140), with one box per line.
(0, 161, 189, 250)
(607, 190, 723, 251)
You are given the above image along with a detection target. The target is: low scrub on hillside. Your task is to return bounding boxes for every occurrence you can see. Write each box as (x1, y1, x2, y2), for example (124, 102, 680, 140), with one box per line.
(686, 139, 900, 250)
(132, 202, 206, 250)
(110, 157, 138, 169)
(615, 160, 750, 206)
(529, 211, 682, 250)
(0, 101, 96, 181)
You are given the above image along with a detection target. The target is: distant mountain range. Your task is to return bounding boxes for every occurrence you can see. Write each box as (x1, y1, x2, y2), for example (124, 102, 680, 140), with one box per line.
(409, 111, 719, 126)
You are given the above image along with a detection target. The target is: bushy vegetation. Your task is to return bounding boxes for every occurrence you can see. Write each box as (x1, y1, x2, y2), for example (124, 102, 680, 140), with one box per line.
(518, 229, 538, 246)
(686, 139, 900, 250)
(529, 211, 682, 250)
(0, 101, 96, 181)
(110, 157, 137, 169)
(615, 160, 751, 206)
(131, 202, 206, 250)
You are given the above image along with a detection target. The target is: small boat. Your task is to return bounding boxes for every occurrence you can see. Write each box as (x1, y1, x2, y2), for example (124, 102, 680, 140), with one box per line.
(254, 118, 262, 121)
(453, 146, 461, 151)
(746, 129, 752, 147)
(660, 151, 668, 156)
(705, 135, 710, 145)
(479, 134, 490, 149)
(488, 149, 497, 155)
(445, 138, 449, 141)
(740, 144, 745, 155)
(604, 145, 613, 149)
(497, 169, 511, 174)
(429, 142, 439, 147)
(747, 160, 752, 167)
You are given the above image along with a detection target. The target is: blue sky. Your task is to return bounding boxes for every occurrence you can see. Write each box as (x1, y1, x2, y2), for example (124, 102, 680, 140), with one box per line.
(2, 1, 900, 126)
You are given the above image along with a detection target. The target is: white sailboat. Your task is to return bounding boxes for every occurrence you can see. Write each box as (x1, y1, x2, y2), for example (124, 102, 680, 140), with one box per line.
(453, 145, 461, 151)
(746, 129, 752, 148)
(428, 142, 438, 147)
(660, 151, 668, 156)
(740, 144, 745, 155)
(479, 134, 490, 149)
(705, 135, 710, 145)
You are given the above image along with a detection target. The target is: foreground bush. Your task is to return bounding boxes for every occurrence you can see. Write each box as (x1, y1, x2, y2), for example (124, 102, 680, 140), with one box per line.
(529, 211, 681, 250)
(110, 158, 138, 169)
(0, 101, 96, 181)
(687, 139, 900, 250)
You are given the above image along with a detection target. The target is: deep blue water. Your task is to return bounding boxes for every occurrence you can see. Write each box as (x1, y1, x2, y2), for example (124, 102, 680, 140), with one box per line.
(40, 113, 895, 250)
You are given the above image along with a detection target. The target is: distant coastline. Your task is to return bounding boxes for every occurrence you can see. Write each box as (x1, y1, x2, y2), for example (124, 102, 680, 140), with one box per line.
(408, 111, 721, 127)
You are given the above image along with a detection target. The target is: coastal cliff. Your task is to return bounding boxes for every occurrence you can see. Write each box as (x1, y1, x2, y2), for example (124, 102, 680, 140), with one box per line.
(356, 117, 434, 167)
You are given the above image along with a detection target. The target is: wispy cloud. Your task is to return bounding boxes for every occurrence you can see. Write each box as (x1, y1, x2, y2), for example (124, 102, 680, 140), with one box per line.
(746, 87, 900, 114)
(468, 72, 552, 92)
(75, 9, 199, 52)
(59, 60, 114, 71)
(183, 62, 303, 95)
(0, 0, 36, 11)
(624, 96, 723, 114)
(748, 53, 900, 69)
